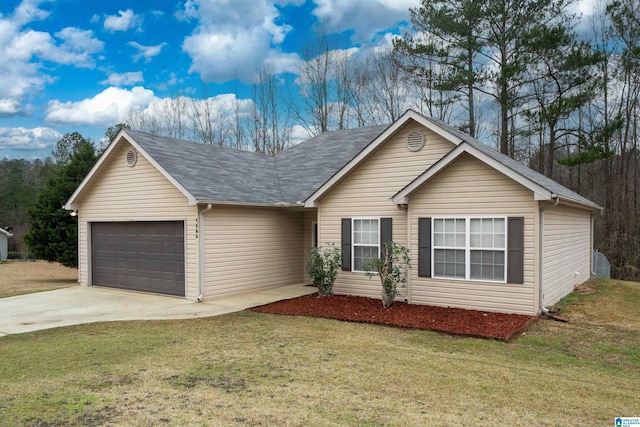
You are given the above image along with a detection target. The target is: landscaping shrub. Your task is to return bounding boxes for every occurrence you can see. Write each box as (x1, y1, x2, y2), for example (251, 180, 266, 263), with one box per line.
(364, 241, 410, 308)
(305, 244, 342, 296)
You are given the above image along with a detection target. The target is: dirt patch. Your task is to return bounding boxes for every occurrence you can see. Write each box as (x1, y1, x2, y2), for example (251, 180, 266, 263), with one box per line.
(251, 293, 537, 341)
(0, 260, 78, 298)
(574, 283, 597, 294)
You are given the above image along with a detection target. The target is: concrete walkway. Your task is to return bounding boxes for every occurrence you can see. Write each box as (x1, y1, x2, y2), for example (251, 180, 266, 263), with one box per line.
(0, 284, 317, 337)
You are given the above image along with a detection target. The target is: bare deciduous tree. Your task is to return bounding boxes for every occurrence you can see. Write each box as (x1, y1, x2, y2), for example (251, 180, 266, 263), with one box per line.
(251, 66, 292, 154)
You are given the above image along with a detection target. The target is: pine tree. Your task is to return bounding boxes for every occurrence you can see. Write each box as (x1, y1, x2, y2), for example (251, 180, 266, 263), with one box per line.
(395, 0, 484, 136)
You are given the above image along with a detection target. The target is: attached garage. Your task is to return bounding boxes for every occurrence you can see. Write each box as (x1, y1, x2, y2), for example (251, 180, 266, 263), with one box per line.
(91, 221, 185, 297)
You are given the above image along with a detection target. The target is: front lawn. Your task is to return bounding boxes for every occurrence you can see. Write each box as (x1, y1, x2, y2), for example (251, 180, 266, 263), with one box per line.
(0, 260, 77, 298)
(0, 279, 638, 426)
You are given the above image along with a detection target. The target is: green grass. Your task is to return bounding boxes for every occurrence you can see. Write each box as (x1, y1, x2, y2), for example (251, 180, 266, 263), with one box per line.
(1, 279, 639, 426)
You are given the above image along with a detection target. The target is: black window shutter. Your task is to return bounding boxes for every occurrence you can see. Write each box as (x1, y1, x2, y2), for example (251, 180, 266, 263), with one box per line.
(380, 218, 393, 260)
(507, 217, 524, 284)
(341, 218, 351, 271)
(418, 218, 431, 277)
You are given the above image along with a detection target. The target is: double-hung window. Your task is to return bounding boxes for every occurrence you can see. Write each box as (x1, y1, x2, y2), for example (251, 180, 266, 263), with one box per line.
(433, 218, 466, 278)
(469, 218, 506, 281)
(352, 218, 379, 272)
(432, 217, 506, 282)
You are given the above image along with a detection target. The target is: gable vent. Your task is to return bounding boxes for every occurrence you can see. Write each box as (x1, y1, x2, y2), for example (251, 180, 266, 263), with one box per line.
(406, 131, 425, 152)
(126, 150, 137, 167)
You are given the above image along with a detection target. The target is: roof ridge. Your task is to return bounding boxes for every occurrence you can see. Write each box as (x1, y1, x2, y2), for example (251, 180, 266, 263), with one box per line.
(125, 128, 273, 160)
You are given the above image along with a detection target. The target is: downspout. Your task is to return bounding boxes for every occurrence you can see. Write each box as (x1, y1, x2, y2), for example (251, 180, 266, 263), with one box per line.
(538, 196, 559, 314)
(590, 210, 598, 278)
(198, 203, 213, 302)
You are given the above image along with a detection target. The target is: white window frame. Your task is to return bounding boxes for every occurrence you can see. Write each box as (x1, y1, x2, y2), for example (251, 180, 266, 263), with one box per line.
(432, 216, 507, 283)
(351, 217, 380, 273)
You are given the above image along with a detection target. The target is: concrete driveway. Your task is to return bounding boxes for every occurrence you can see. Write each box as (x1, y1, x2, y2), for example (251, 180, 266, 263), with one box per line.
(0, 284, 316, 337)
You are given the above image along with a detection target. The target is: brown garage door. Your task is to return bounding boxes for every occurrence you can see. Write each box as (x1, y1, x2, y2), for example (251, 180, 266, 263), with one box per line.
(91, 221, 185, 296)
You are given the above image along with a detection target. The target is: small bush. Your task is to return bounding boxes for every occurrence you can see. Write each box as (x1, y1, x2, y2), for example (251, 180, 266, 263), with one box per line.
(7, 252, 23, 260)
(306, 247, 324, 288)
(364, 241, 410, 308)
(305, 244, 342, 296)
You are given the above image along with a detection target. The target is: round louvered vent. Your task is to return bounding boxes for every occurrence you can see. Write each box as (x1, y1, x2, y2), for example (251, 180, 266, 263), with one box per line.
(406, 131, 425, 152)
(126, 149, 137, 167)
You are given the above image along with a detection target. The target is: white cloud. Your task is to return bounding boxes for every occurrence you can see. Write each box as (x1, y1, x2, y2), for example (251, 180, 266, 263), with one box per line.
(128, 41, 166, 63)
(0, 99, 24, 116)
(12, 0, 50, 26)
(0, 1, 104, 116)
(0, 126, 61, 151)
(180, 0, 299, 82)
(103, 9, 141, 32)
(44, 27, 104, 67)
(5, 26, 103, 68)
(184, 28, 274, 82)
(311, 0, 418, 42)
(45, 86, 157, 126)
(264, 50, 302, 75)
(99, 71, 144, 86)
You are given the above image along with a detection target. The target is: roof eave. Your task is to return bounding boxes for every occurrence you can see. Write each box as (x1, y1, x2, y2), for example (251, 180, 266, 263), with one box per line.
(554, 195, 604, 212)
(196, 199, 304, 208)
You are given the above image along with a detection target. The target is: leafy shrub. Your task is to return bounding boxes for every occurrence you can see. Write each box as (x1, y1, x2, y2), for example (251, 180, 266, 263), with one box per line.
(305, 244, 342, 296)
(7, 252, 23, 260)
(364, 241, 410, 308)
(306, 246, 324, 288)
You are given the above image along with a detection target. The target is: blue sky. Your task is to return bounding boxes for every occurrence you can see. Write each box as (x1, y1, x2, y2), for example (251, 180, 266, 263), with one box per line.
(0, 0, 597, 160)
(0, 0, 422, 159)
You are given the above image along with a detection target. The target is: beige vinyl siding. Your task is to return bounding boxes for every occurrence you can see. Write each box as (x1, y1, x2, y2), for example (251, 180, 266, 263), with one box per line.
(409, 154, 538, 315)
(203, 206, 305, 298)
(318, 122, 455, 299)
(76, 142, 199, 299)
(542, 204, 591, 307)
(302, 209, 317, 284)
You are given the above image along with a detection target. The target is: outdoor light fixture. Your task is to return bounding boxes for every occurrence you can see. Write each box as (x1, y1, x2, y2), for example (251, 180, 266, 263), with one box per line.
(70, 211, 77, 217)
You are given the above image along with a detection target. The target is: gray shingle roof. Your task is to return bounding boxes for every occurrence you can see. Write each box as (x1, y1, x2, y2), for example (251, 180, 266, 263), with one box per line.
(123, 113, 598, 209)
(274, 125, 389, 203)
(126, 125, 387, 205)
(127, 129, 282, 205)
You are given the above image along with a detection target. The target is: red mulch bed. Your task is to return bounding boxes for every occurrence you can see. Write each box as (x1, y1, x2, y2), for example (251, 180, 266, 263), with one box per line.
(250, 293, 538, 342)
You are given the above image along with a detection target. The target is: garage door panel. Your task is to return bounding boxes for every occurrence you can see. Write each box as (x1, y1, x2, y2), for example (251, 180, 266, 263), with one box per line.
(92, 221, 185, 296)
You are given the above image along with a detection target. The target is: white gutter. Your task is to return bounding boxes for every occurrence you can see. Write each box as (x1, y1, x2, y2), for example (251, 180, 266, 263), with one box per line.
(538, 196, 559, 314)
(198, 203, 213, 301)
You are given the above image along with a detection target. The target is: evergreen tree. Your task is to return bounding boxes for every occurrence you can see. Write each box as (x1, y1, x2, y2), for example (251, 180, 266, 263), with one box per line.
(523, 23, 605, 178)
(395, 0, 485, 136)
(397, 0, 579, 158)
(25, 134, 98, 267)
